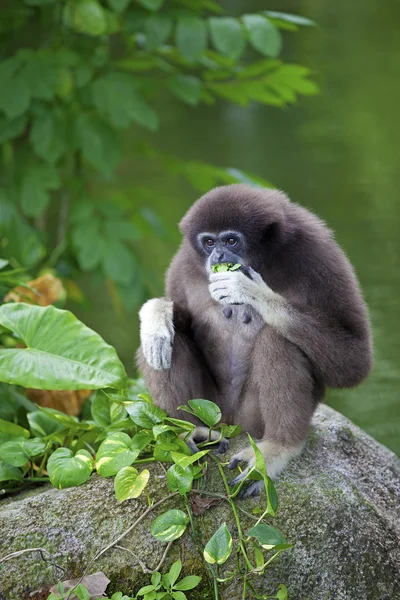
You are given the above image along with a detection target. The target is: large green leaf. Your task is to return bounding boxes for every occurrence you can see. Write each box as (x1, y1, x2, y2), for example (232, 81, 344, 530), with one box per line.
(175, 16, 207, 63)
(242, 15, 282, 58)
(208, 17, 245, 60)
(150, 509, 188, 542)
(0, 304, 127, 390)
(203, 523, 232, 564)
(47, 447, 94, 489)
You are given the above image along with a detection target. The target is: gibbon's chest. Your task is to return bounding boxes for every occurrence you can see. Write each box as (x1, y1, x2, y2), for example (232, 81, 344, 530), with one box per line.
(191, 302, 264, 387)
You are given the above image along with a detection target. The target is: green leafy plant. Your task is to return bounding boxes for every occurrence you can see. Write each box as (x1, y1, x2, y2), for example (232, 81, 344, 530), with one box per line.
(136, 560, 201, 600)
(0, 1, 317, 308)
(0, 303, 291, 598)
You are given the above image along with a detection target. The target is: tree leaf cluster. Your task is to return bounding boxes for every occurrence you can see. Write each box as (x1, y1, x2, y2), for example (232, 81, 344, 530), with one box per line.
(0, 1, 318, 307)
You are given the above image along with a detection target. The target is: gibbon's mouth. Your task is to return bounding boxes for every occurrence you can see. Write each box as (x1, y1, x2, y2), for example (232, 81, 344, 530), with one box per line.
(207, 257, 250, 277)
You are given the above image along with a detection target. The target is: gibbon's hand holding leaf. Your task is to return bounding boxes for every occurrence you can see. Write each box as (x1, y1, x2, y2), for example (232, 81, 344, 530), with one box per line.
(139, 298, 174, 370)
(209, 267, 288, 328)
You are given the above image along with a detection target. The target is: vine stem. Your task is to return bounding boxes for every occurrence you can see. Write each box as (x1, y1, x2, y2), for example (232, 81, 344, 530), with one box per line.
(65, 492, 178, 600)
(183, 495, 219, 600)
(211, 455, 254, 573)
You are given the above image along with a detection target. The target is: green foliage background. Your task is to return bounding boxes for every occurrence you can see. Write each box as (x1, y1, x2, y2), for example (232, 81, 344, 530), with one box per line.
(0, 0, 317, 307)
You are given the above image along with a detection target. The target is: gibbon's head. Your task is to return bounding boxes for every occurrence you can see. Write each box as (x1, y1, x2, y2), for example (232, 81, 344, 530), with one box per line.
(179, 184, 291, 273)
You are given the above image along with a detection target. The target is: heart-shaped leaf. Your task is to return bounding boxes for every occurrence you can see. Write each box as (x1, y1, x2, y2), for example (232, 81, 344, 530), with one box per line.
(96, 432, 138, 477)
(247, 523, 290, 550)
(126, 401, 166, 429)
(0, 303, 127, 390)
(166, 464, 193, 495)
(151, 509, 188, 542)
(0, 437, 46, 467)
(179, 399, 221, 427)
(114, 466, 150, 502)
(153, 431, 191, 462)
(204, 523, 232, 565)
(47, 448, 94, 488)
(91, 390, 127, 427)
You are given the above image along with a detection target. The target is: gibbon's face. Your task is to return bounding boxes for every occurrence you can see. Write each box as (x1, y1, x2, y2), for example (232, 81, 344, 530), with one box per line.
(196, 230, 247, 274)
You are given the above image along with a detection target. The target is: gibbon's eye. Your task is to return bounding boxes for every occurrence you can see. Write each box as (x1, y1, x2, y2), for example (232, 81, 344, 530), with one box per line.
(205, 238, 215, 247)
(226, 237, 238, 246)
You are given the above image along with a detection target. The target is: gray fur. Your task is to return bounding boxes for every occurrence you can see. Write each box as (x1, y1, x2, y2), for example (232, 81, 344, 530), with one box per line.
(137, 185, 373, 489)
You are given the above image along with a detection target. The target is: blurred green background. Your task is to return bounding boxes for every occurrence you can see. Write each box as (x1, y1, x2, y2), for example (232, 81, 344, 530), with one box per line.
(1, 0, 399, 454)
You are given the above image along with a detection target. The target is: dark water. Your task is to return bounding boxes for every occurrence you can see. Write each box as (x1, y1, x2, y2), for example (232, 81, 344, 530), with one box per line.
(76, 0, 400, 454)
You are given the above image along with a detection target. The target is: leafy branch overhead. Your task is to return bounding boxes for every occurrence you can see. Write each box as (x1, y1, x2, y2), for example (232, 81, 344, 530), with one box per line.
(0, 0, 318, 299)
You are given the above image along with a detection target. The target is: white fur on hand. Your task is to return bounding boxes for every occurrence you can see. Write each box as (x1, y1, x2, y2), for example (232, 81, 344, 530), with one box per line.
(208, 269, 287, 324)
(139, 298, 174, 370)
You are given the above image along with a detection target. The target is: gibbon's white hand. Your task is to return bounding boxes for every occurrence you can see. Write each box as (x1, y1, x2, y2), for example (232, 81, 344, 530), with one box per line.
(139, 298, 174, 370)
(209, 268, 286, 326)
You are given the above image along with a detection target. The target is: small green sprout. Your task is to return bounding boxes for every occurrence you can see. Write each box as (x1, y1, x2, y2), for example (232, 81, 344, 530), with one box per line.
(211, 263, 242, 273)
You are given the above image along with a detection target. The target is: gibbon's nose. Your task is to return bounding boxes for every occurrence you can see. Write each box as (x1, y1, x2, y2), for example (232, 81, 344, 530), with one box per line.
(210, 247, 239, 266)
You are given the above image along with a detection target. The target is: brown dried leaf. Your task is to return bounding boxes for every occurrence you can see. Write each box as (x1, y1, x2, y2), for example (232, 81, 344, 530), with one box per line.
(190, 493, 222, 516)
(4, 273, 65, 306)
(49, 572, 110, 599)
(25, 389, 92, 416)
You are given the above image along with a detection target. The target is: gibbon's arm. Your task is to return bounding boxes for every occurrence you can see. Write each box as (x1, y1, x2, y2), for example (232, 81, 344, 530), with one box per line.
(209, 268, 373, 388)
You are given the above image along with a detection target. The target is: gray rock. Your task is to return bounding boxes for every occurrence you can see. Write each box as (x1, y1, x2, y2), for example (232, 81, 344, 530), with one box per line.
(0, 405, 399, 600)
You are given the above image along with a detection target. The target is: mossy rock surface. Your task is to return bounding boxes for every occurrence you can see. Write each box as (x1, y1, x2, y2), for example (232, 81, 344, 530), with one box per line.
(0, 405, 399, 600)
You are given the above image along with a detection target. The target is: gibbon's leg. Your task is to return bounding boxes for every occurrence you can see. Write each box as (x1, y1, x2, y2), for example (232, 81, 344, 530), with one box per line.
(228, 325, 320, 498)
(136, 312, 226, 452)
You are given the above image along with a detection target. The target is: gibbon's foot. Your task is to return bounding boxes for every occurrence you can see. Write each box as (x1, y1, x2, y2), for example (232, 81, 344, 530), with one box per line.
(228, 446, 256, 487)
(228, 448, 264, 498)
(185, 426, 229, 455)
(239, 480, 264, 499)
(228, 441, 305, 497)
